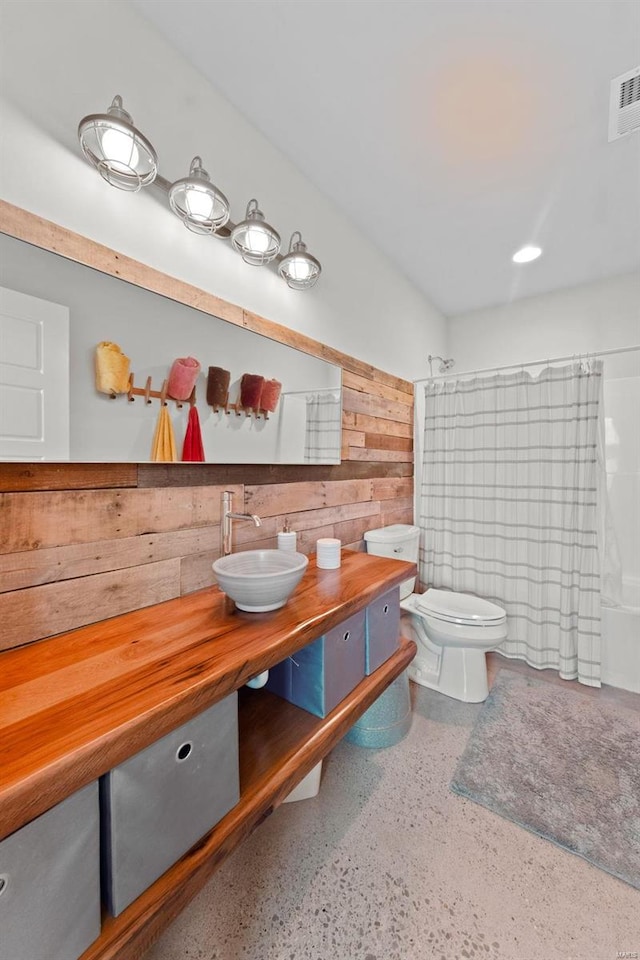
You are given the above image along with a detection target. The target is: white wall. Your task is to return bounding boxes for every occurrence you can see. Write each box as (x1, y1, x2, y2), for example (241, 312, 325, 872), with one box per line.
(0, 0, 446, 381)
(603, 373, 640, 594)
(447, 272, 640, 376)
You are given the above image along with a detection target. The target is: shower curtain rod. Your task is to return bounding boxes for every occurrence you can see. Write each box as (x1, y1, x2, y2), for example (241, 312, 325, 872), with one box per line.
(415, 343, 640, 384)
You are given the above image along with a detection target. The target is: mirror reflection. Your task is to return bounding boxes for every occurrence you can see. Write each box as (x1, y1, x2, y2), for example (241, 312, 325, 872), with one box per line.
(0, 233, 341, 464)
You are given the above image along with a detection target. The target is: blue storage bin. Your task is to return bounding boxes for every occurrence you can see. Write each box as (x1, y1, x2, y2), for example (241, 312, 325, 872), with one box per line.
(266, 609, 366, 718)
(345, 671, 412, 748)
(365, 586, 400, 674)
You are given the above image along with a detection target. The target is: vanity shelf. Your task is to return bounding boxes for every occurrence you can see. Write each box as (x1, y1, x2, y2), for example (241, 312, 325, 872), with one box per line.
(80, 647, 414, 960)
(0, 550, 416, 960)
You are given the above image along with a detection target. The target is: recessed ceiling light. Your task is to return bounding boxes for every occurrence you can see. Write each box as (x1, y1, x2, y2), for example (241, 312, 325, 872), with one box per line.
(512, 245, 542, 264)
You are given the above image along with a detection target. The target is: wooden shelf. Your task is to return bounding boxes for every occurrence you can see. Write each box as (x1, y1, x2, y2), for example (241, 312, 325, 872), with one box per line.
(80, 639, 416, 960)
(0, 551, 415, 840)
(0, 551, 416, 958)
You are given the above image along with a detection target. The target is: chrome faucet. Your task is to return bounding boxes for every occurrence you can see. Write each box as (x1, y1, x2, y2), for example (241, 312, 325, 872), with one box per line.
(221, 490, 262, 556)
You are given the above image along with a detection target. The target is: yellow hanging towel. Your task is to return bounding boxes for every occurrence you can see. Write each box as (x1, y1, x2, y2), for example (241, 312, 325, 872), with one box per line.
(151, 405, 177, 462)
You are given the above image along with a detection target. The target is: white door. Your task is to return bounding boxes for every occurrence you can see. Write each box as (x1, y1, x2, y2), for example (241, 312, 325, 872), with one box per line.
(0, 286, 70, 460)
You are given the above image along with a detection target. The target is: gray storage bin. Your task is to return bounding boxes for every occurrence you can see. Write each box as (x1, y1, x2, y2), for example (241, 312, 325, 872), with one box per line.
(101, 693, 239, 916)
(365, 586, 401, 674)
(266, 610, 366, 718)
(0, 781, 101, 960)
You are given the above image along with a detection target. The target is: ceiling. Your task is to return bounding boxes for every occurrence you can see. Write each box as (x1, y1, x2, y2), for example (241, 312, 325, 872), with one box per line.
(132, 0, 640, 317)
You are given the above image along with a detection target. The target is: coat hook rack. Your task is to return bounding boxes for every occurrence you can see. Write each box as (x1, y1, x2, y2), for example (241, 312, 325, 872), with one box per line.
(123, 373, 195, 408)
(224, 400, 269, 420)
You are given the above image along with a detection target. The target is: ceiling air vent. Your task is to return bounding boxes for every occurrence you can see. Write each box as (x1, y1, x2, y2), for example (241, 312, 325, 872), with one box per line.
(609, 66, 640, 141)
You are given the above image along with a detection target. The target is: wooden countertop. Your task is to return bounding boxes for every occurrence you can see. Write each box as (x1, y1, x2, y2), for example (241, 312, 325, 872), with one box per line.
(0, 550, 415, 840)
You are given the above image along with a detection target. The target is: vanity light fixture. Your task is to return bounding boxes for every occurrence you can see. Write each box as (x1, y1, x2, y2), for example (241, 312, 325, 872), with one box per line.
(77, 98, 320, 288)
(168, 156, 230, 235)
(78, 95, 158, 192)
(231, 199, 281, 266)
(512, 245, 542, 264)
(278, 232, 321, 290)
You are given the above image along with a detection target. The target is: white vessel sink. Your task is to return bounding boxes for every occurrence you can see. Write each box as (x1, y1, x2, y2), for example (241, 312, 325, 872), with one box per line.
(212, 550, 309, 612)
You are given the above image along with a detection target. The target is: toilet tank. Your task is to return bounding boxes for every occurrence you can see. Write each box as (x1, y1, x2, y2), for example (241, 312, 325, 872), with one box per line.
(364, 524, 419, 600)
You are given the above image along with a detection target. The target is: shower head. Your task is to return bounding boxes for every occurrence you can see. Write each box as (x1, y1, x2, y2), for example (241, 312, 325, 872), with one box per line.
(427, 355, 456, 375)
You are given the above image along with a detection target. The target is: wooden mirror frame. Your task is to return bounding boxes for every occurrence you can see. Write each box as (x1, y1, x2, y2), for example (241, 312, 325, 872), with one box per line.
(0, 200, 413, 492)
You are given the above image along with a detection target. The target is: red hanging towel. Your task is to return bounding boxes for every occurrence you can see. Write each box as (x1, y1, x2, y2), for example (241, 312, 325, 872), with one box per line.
(240, 373, 264, 409)
(182, 406, 205, 462)
(260, 378, 282, 412)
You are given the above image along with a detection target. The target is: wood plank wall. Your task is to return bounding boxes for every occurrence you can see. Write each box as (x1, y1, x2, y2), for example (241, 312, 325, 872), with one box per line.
(0, 204, 414, 651)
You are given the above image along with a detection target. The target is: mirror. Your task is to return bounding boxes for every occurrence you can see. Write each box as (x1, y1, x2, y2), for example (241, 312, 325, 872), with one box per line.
(0, 232, 341, 464)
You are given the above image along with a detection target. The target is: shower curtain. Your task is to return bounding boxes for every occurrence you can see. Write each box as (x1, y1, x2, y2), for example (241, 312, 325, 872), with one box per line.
(304, 391, 342, 463)
(418, 361, 605, 686)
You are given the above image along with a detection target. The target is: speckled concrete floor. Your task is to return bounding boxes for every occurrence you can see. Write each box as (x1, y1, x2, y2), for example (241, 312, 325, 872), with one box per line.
(145, 660, 640, 960)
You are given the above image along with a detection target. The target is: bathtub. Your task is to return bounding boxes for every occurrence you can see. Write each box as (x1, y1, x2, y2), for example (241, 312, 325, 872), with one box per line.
(601, 578, 640, 694)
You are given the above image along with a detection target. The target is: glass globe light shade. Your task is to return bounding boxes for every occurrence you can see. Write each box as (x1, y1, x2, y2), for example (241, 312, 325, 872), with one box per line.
(78, 95, 157, 192)
(168, 157, 230, 235)
(100, 127, 140, 170)
(185, 186, 213, 220)
(231, 199, 281, 265)
(286, 257, 312, 281)
(244, 225, 271, 254)
(278, 232, 321, 290)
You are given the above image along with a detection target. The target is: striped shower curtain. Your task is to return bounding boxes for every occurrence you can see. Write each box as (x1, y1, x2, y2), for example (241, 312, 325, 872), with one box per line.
(418, 362, 604, 686)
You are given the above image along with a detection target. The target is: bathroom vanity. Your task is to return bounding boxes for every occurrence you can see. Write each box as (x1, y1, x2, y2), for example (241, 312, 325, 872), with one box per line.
(0, 550, 416, 960)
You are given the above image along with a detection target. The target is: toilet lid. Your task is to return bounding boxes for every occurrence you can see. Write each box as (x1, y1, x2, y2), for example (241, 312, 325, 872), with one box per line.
(417, 589, 506, 625)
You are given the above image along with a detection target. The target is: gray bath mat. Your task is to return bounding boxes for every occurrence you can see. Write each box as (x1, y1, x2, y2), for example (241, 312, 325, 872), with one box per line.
(451, 671, 640, 889)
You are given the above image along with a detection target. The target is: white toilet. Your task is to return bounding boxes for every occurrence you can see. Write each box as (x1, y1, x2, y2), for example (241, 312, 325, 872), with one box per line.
(401, 589, 507, 702)
(363, 524, 507, 703)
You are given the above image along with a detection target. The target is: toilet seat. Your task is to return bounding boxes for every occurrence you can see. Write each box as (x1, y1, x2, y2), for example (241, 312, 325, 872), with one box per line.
(416, 589, 506, 626)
